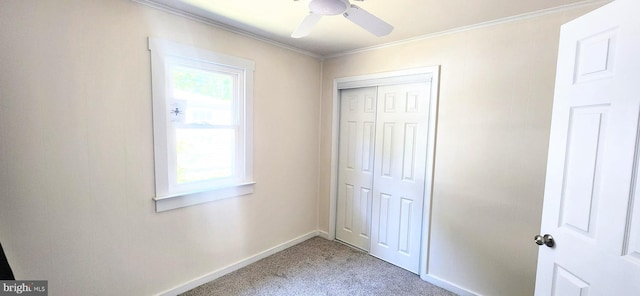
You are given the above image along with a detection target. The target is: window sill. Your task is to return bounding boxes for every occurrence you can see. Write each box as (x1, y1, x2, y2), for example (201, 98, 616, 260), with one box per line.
(153, 182, 255, 212)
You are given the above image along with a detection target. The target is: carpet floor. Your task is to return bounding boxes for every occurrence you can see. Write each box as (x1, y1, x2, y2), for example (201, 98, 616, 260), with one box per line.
(180, 237, 457, 296)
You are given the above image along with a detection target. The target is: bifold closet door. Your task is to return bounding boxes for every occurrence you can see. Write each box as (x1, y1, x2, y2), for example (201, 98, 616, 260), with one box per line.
(369, 82, 430, 274)
(335, 87, 378, 251)
(336, 82, 431, 273)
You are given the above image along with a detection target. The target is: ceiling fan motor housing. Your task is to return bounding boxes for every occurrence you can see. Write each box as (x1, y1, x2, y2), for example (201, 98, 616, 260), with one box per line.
(309, 0, 350, 15)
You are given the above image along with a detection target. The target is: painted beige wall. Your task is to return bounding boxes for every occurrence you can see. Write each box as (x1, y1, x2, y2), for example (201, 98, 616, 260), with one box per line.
(0, 0, 320, 295)
(319, 7, 596, 296)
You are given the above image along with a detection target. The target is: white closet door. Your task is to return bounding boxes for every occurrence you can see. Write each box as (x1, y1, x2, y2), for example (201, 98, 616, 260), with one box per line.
(370, 82, 431, 273)
(335, 87, 378, 251)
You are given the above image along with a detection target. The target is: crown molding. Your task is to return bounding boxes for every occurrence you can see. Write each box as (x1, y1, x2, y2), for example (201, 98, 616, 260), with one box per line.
(325, 0, 612, 59)
(131, 0, 323, 60)
(133, 0, 611, 60)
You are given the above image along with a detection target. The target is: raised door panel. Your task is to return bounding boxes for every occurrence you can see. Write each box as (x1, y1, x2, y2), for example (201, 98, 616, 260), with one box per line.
(552, 265, 590, 296)
(376, 193, 392, 247)
(559, 106, 608, 237)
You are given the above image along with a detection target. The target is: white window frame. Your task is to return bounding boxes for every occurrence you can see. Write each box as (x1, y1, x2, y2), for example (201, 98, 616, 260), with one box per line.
(148, 37, 255, 212)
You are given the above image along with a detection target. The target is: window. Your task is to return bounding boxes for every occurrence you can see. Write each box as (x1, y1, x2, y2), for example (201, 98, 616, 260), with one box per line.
(148, 37, 255, 212)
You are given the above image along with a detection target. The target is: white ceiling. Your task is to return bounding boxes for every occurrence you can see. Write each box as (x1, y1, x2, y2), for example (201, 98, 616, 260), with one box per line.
(138, 0, 606, 57)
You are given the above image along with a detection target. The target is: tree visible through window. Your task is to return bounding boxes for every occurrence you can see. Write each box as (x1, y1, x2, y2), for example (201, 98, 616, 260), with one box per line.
(171, 66, 235, 184)
(149, 37, 255, 212)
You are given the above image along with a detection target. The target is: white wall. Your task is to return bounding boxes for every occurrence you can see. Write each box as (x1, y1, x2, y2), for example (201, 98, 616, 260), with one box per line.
(318, 6, 598, 296)
(0, 1, 321, 295)
(0, 1, 607, 296)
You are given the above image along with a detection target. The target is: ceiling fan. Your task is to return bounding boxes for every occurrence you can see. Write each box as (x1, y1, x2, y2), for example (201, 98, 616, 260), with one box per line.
(291, 0, 393, 38)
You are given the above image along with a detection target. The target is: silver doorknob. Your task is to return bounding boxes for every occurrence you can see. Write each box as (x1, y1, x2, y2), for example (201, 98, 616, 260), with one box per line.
(534, 234, 554, 247)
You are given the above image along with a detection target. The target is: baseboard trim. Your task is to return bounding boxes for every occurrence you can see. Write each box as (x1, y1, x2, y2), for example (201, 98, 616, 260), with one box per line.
(316, 230, 330, 239)
(154, 230, 479, 296)
(421, 274, 481, 296)
(154, 230, 320, 296)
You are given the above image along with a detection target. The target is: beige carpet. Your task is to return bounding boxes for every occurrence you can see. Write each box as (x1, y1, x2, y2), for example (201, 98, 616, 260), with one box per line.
(181, 237, 457, 296)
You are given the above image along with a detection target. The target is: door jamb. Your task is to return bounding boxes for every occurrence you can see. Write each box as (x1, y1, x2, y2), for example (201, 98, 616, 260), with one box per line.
(328, 66, 440, 279)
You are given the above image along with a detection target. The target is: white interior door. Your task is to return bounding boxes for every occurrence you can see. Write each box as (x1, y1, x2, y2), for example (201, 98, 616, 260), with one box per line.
(370, 82, 431, 273)
(535, 0, 640, 295)
(336, 87, 377, 251)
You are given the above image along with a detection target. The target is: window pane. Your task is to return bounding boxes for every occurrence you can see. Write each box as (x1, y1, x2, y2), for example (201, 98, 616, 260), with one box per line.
(171, 66, 234, 125)
(176, 128, 235, 184)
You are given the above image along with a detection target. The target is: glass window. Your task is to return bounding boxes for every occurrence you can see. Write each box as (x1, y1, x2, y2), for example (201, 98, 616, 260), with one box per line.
(148, 37, 255, 212)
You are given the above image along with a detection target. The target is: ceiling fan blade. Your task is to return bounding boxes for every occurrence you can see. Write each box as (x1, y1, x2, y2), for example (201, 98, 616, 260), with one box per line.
(343, 4, 393, 37)
(291, 12, 322, 38)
